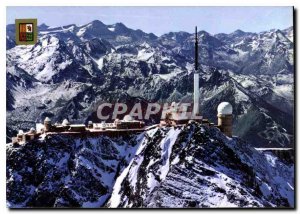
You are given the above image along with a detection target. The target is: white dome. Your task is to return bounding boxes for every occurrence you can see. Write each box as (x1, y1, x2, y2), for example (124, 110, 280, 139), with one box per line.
(217, 102, 233, 115)
(18, 130, 24, 135)
(44, 117, 51, 122)
(29, 127, 36, 133)
(62, 119, 70, 126)
(123, 114, 134, 122)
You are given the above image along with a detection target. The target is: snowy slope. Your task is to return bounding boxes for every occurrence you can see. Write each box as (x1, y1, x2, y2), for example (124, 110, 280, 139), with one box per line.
(7, 123, 294, 208)
(107, 123, 294, 208)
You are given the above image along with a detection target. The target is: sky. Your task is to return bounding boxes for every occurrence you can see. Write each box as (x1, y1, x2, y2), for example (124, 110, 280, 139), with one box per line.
(6, 6, 293, 36)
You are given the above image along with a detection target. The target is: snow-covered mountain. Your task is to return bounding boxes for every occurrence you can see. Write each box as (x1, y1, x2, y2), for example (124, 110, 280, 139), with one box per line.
(6, 20, 294, 148)
(6, 123, 294, 208)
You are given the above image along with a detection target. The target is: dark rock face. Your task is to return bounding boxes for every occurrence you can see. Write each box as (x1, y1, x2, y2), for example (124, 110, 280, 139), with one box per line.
(6, 134, 140, 208)
(6, 21, 294, 148)
(6, 123, 294, 208)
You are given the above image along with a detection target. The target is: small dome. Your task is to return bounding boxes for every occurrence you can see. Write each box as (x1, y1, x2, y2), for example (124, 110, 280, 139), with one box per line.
(123, 114, 134, 122)
(29, 127, 36, 133)
(62, 119, 70, 126)
(88, 121, 93, 125)
(217, 102, 233, 115)
(44, 117, 51, 122)
(100, 122, 106, 128)
(18, 130, 24, 135)
(171, 102, 178, 112)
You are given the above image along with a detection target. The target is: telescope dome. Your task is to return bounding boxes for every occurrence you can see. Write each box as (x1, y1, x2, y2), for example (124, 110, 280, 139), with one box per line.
(62, 119, 70, 126)
(44, 117, 51, 122)
(217, 102, 233, 115)
(123, 115, 134, 122)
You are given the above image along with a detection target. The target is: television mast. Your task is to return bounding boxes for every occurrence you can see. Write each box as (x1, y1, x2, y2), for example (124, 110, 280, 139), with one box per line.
(193, 26, 200, 116)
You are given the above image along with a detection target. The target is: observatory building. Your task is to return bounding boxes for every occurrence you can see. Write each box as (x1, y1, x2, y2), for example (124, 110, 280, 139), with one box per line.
(217, 102, 233, 137)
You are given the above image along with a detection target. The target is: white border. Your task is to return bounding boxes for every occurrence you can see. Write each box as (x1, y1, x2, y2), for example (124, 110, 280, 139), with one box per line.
(1, 0, 298, 213)
(2, 0, 298, 6)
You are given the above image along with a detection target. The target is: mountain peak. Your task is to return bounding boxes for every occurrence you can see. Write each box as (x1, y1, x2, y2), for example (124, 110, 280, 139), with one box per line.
(89, 20, 106, 27)
(283, 26, 293, 32)
(198, 30, 210, 36)
(115, 22, 127, 28)
(113, 22, 130, 32)
(232, 29, 246, 35)
(39, 23, 49, 29)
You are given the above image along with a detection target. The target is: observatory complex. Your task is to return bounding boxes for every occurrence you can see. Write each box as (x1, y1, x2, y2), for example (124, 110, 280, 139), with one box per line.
(11, 26, 233, 145)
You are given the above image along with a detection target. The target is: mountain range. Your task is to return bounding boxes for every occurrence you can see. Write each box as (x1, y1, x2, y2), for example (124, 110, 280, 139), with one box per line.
(6, 20, 294, 147)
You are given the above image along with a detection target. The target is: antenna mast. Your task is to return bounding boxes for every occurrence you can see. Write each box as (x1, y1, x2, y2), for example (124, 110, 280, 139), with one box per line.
(195, 26, 198, 72)
(193, 26, 200, 117)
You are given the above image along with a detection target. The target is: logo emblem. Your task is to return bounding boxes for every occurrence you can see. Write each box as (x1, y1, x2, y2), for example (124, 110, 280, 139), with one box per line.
(15, 19, 37, 45)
